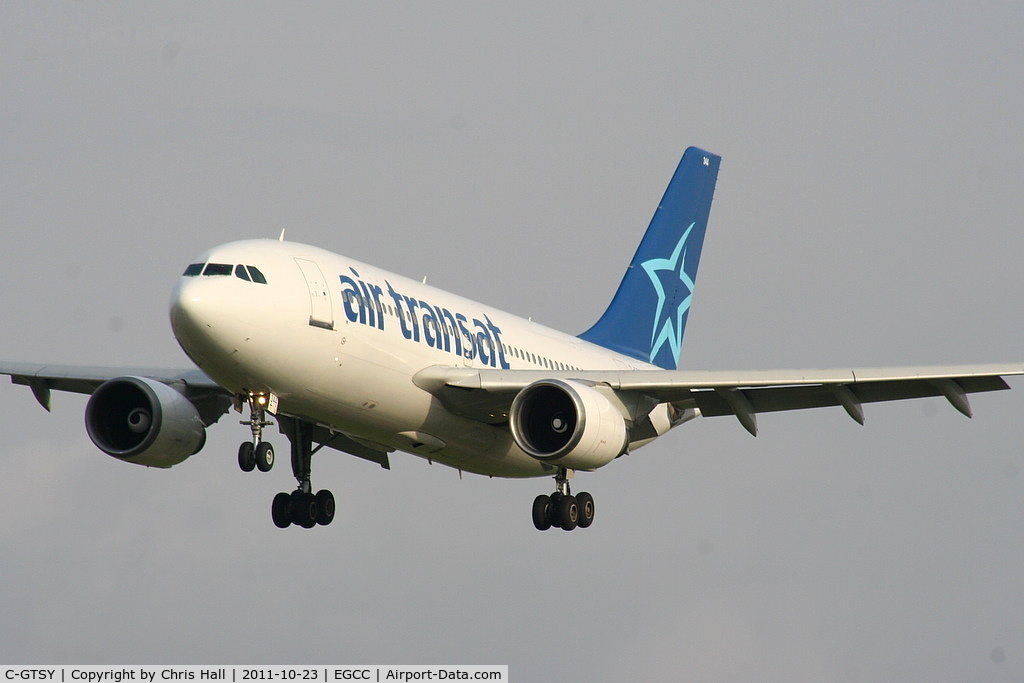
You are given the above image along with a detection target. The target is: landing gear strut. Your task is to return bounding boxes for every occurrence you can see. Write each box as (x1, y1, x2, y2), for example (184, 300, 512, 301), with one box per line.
(270, 416, 335, 529)
(234, 394, 335, 529)
(237, 392, 275, 473)
(532, 467, 595, 531)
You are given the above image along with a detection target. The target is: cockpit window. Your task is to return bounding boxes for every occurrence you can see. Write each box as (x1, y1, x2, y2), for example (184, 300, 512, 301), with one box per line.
(247, 266, 268, 284)
(184, 262, 267, 283)
(203, 263, 233, 276)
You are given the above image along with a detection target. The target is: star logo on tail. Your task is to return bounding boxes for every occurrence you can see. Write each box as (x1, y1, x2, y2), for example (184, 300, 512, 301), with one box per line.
(640, 222, 696, 365)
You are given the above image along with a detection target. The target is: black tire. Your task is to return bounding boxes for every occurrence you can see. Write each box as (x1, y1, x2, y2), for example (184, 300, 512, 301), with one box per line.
(558, 495, 579, 531)
(272, 492, 292, 529)
(532, 494, 552, 531)
(290, 491, 318, 529)
(238, 442, 256, 472)
(255, 441, 275, 472)
(315, 489, 336, 526)
(576, 491, 595, 528)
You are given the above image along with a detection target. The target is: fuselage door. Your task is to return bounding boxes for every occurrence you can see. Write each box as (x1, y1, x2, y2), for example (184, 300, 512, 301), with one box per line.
(294, 258, 334, 330)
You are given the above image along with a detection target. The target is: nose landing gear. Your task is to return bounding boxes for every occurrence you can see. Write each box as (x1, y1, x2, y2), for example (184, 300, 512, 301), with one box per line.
(238, 392, 275, 473)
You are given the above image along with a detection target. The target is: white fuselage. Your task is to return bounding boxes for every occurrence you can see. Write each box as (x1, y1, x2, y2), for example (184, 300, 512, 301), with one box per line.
(169, 239, 658, 478)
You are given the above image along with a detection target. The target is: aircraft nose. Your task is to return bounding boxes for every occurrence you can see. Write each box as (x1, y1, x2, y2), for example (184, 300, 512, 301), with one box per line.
(169, 277, 221, 358)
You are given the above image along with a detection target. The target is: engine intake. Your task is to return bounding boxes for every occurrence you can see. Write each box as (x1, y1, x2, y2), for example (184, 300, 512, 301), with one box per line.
(85, 376, 206, 468)
(510, 379, 628, 470)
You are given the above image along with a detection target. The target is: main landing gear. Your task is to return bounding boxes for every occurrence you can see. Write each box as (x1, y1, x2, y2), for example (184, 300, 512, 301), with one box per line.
(235, 393, 335, 529)
(271, 417, 336, 529)
(532, 467, 595, 531)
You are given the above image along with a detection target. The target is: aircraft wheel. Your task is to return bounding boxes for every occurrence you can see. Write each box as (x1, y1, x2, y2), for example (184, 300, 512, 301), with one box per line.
(291, 491, 318, 529)
(532, 494, 552, 531)
(576, 492, 595, 528)
(272, 492, 292, 529)
(558, 495, 579, 531)
(315, 489, 336, 526)
(255, 441, 275, 472)
(238, 442, 256, 472)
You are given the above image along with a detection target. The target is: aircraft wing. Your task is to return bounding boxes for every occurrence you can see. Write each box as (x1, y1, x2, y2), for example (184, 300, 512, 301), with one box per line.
(413, 363, 1024, 435)
(0, 361, 390, 465)
(0, 361, 233, 426)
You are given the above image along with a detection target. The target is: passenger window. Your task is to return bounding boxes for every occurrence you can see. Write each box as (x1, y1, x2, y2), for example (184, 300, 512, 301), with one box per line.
(203, 263, 233, 276)
(247, 266, 268, 284)
(234, 264, 251, 281)
(183, 263, 204, 277)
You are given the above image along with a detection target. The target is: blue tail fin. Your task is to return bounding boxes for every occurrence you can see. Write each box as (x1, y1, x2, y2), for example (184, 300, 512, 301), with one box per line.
(578, 147, 720, 370)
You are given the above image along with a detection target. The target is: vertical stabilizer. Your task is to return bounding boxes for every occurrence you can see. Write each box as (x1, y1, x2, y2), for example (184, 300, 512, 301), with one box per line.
(578, 147, 720, 369)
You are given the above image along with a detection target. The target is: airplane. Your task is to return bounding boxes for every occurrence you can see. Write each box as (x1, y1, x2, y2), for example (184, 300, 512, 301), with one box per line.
(2, 146, 1021, 531)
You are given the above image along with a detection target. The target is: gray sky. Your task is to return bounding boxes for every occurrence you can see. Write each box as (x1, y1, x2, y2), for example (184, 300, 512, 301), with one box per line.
(2, 2, 1024, 680)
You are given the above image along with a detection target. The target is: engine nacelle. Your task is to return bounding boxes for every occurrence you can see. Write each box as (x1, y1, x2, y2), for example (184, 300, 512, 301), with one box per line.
(509, 379, 628, 470)
(85, 376, 206, 468)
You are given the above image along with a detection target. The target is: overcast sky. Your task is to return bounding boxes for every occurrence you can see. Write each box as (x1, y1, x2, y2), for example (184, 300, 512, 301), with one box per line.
(2, 3, 1024, 680)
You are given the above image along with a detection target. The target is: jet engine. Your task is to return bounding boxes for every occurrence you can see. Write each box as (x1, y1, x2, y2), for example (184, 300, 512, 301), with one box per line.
(85, 376, 206, 468)
(509, 379, 628, 470)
